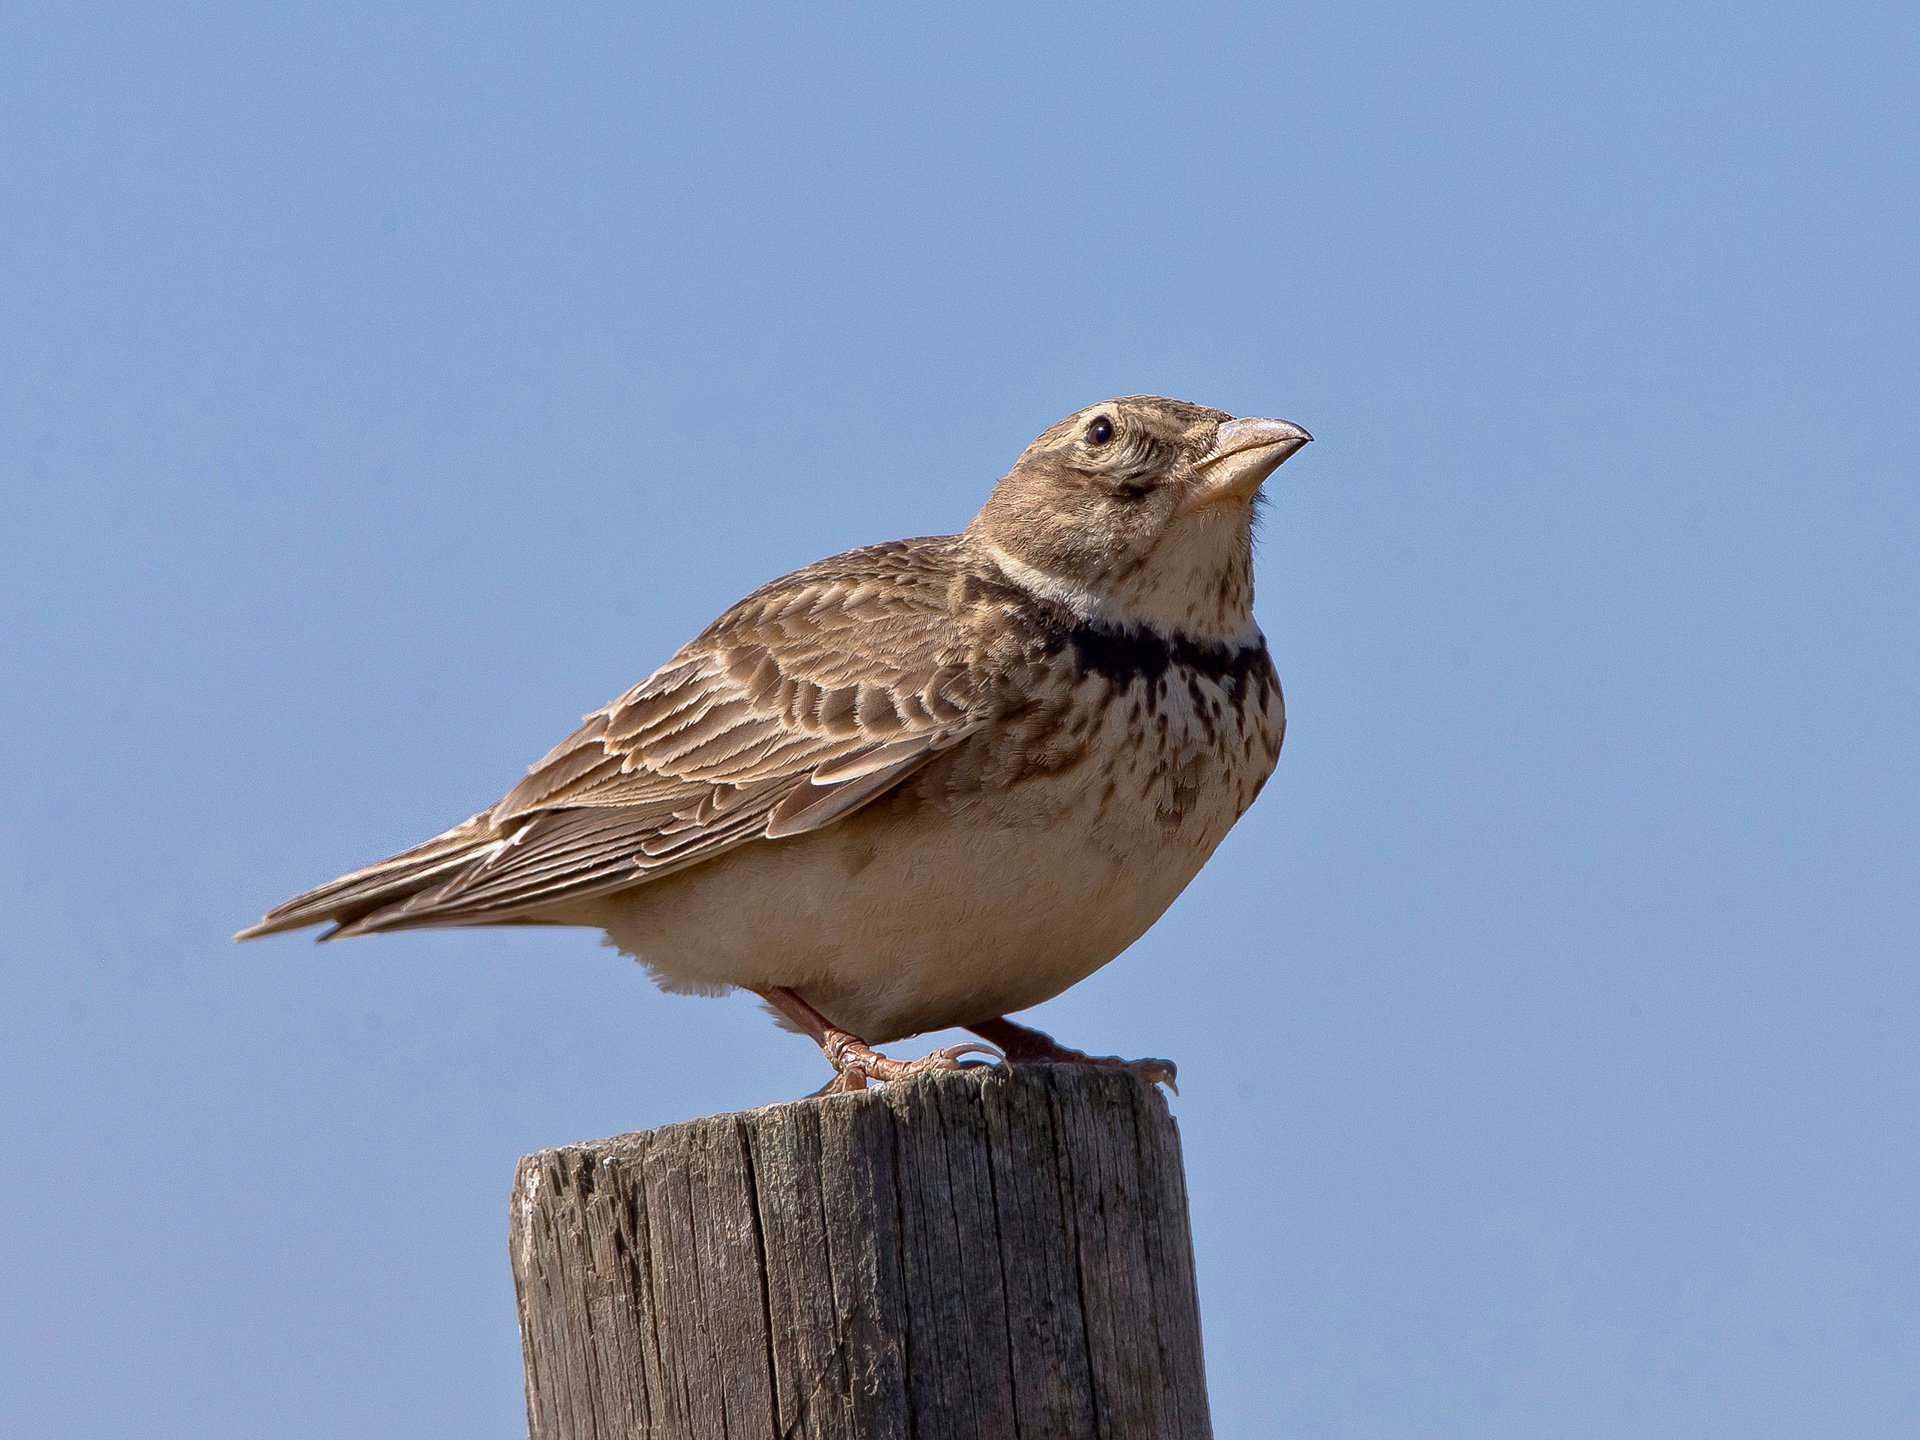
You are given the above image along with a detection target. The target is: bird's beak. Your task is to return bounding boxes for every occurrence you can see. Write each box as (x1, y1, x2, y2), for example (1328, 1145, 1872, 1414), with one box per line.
(1179, 417, 1313, 516)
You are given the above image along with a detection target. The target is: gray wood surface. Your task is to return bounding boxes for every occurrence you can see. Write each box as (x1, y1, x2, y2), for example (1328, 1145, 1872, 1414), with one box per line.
(511, 1064, 1213, 1440)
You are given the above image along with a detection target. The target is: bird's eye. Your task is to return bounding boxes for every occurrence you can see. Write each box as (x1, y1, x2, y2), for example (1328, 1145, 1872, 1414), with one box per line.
(1087, 416, 1114, 445)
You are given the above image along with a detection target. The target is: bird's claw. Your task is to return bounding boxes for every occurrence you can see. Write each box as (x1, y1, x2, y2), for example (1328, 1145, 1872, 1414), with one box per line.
(815, 1067, 868, 1095)
(962, 1020, 1178, 1092)
(938, 1041, 1005, 1070)
(1037, 1050, 1179, 1092)
(816, 1032, 1004, 1092)
(1122, 1057, 1179, 1094)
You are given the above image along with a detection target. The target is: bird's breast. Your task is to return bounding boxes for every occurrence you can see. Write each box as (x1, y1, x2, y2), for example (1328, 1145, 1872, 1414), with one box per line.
(966, 622, 1285, 843)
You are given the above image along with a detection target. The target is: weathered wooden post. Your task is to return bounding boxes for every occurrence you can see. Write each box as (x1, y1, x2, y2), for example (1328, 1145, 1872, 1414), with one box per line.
(511, 1064, 1213, 1439)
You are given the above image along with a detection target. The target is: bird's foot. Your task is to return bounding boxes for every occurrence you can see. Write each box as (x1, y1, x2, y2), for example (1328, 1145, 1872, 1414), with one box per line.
(965, 1017, 1178, 1093)
(818, 1028, 1002, 1092)
(759, 985, 1002, 1095)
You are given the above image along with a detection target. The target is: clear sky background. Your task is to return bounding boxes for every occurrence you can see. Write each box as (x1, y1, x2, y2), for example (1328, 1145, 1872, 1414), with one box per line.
(3, 3, 1916, 1436)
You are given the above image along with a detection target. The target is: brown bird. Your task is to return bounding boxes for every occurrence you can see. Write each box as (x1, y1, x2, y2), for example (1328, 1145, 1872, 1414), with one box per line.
(237, 396, 1311, 1091)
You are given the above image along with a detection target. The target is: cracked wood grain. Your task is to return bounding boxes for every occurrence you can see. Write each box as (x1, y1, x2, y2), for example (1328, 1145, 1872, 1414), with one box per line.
(512, 1065, 1212, 1440)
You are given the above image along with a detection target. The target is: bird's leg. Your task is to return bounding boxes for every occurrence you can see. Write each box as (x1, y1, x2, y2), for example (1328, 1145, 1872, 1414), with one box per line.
(964, 1016, 1178, 1092)
(760, 986, 1001, 1094)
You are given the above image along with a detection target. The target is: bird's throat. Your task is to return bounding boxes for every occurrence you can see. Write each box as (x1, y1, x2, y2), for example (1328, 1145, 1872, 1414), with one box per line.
(982, 516, 1258, 646)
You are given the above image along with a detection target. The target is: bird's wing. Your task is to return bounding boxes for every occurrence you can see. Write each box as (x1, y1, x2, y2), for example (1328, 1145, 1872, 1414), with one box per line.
(245, 540, 986, 939)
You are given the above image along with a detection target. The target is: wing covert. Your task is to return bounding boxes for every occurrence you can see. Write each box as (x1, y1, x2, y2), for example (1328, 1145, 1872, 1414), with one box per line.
(334, 542, 983, 934)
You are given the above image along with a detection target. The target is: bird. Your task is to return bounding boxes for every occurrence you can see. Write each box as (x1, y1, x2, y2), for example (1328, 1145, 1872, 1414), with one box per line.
(237, 395, 1311, 1092)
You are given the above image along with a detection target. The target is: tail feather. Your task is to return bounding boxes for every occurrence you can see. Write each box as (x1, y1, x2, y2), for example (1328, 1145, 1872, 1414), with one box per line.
(232, 815, 504, 941)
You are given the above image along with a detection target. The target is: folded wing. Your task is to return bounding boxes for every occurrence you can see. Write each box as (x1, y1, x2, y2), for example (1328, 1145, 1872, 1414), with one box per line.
(236, 541, 983, 940)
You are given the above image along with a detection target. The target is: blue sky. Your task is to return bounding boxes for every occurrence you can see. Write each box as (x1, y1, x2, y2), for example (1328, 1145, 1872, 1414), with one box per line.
(3, 3, 1916, 1435)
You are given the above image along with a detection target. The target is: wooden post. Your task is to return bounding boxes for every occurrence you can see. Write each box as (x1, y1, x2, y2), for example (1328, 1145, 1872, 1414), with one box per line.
(511, 1064, 1213, 1439)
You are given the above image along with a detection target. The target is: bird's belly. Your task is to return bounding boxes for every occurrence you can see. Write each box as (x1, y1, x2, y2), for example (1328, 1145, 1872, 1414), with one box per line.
(583, 718, 1271, 1043)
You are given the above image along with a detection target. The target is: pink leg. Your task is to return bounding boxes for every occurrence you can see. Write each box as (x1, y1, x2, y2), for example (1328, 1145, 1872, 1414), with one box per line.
(965, 1016, 1177, 1092)
(760, 986, 1001, 1093)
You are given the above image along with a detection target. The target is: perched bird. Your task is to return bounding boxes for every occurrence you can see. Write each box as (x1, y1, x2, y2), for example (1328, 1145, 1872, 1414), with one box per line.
(238, 396, 1311, 1091)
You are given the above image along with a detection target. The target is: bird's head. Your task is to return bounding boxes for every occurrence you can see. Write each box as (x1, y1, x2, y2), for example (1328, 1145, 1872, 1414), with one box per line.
(966, 395, 1312, 642)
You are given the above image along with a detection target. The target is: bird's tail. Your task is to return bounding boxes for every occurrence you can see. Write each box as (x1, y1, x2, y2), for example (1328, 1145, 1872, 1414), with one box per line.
(232, 814, 504, 941)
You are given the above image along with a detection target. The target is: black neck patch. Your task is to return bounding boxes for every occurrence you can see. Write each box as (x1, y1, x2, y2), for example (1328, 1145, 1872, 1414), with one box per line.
(959, 564, 1277, 705)
(1005, 590, 1274, 702)
(1066, 619, 1271, 692)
